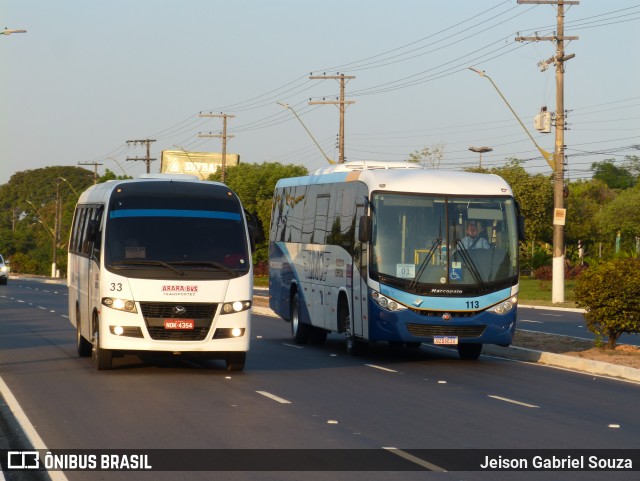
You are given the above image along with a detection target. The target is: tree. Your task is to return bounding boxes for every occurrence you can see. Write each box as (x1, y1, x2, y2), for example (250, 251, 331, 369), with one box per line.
(208, 162, 308, 262)
(595, 184, 640, 254)
(590, 159, 636, 190)
(97, 169, 132, 183)
(407, 144, 444, 168)
(564, 179, 615, 261)
(485, 160, 553, 271)
(0, 166, 93, 274)
(574, 259, 640, 349)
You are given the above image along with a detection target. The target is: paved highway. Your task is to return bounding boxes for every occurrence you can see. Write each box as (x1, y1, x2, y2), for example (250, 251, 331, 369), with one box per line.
(519, 305, 640, 346)
(0, 279, 638, 481)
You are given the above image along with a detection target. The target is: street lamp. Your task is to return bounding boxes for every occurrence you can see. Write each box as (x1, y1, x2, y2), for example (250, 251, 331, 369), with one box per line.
(469, 66, 565, 303)
(2, 28, 27, 35)
(468, 146, 493, 168)
(58, 177, 80, 197)
(277, 102, 335, 165)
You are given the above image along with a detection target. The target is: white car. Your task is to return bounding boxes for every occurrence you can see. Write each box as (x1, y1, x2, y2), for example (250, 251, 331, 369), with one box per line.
(0, 254, 8, 285)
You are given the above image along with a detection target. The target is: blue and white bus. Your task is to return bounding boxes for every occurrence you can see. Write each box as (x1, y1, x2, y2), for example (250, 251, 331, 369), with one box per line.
(268, 161, 523, 359)
(67, 174, 253, 370)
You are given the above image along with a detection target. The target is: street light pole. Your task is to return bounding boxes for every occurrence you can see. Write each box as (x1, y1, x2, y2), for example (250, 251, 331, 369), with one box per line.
(468, 146, 493, 168)
(58, 177, 80, 197)
(2, 28, 27, 36)
(277, 102, 335, 165)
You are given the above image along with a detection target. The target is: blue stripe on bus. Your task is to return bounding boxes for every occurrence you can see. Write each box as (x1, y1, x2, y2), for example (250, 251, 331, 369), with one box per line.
(379, 283, 514, 311)
(110, 209, 241, 221)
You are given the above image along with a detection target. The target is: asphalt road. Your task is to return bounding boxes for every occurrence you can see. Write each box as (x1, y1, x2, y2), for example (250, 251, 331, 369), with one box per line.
(0, 279, 638, 481)
(518, 305, 640, 346)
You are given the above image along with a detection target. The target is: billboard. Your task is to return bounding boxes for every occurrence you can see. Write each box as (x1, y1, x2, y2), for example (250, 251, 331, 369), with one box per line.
(160, 150, 240, 180)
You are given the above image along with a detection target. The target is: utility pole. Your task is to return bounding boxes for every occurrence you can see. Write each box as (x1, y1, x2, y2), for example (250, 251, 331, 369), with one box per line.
(51, 179, 61, 278)
(198, 113, 235, 183)
(126, 139, 156, 174)
(309, 73, 355, 164)
(516, 0, 578, 304)
(78, 161, 103, 183)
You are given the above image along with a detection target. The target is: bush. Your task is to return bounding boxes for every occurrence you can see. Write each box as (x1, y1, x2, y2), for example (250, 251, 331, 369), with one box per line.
(532, 263, 588, 281)
(574, 258, 640, 349)
(253, 261, 269, 277)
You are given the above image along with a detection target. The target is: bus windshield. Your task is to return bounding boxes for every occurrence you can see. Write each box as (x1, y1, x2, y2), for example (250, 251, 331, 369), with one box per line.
(104, 182, 250, 280)
(370, 193, 519, 292)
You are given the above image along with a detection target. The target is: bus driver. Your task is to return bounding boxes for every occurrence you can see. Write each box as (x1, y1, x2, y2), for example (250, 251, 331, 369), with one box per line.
(460, 221, 490, 249)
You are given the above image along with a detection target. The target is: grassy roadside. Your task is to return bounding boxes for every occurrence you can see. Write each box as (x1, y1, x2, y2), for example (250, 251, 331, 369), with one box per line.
(517, 277, 578, 309)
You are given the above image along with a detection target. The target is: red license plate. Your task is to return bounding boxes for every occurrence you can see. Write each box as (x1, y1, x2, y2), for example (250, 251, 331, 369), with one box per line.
(164, 319, 195, 330)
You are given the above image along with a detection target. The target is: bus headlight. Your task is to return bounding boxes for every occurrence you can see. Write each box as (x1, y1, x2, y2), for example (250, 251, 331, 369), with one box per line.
(102, 297, 138, 313)
(221, 300, 252, 314)
(488, 296, 518, 315)
(371, 290, 407, 312)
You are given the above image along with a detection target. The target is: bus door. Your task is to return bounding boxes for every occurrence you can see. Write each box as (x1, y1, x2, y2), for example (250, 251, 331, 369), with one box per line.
(351, 202, 368, 339)
(86, 210, 103, 330)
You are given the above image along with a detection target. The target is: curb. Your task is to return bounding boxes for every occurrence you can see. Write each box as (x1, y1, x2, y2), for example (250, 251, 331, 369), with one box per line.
(482, 345, 640, 383)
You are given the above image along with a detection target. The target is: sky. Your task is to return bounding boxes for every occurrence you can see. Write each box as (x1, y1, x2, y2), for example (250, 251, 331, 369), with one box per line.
(2, 0, 639, 186)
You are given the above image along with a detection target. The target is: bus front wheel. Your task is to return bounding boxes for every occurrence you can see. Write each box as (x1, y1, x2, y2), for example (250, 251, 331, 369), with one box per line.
(340, 300, 366, 356)
(290, 292, 310, 344)
(226, 352, 246, 371)
(457, 343, 482, 360)
(92, 314, 113, 370)
(76, 306, 91, 357)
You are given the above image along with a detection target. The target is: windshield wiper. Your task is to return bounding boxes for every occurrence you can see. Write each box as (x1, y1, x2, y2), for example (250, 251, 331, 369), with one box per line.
(168, 260, 239, 277)
(111, 260, 184, 276)
(454, 240, 485, 287)
(409, 239, 442, 291)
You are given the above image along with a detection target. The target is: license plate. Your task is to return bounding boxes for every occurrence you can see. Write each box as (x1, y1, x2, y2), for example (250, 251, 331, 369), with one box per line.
(164, 319, 195, 330)
(434, 336, 458, 345)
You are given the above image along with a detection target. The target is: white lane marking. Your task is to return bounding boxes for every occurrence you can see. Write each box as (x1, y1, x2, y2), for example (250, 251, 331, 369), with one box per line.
(37, 306, 46, 310)
(488, 395, 539, 408)
(383, 447, 447, 472)
(0, 377, 70, 481)
(541, 313, 563, 317)
(519, 319, 543, 324)
(256, 391, 291, 404)
(365, 364, 398, 373)
(282, 343, 304, 349)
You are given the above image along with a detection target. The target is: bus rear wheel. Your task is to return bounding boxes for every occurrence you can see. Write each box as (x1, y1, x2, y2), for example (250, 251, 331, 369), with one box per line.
(225, 352, 246, 371)
(92, 315, 113, 370)
(457, 343, 482, 360)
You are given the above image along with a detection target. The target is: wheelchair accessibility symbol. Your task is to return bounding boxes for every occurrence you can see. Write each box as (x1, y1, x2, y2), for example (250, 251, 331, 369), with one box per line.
(449, 268, 462, 280)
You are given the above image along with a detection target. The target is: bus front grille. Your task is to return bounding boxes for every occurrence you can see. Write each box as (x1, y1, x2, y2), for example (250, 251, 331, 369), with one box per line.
(140, 302, 217, 341)
(406, 324, 486, 339)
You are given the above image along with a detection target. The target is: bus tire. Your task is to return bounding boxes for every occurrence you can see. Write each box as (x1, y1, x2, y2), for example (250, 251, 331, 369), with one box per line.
(309, 327, 328, 345)
(290, 292, 309, 344)
(76, 306, 91, 357)
(457, 343, 482, 360)
(225, 352, 246, 371)
(92, 314, 113, 370)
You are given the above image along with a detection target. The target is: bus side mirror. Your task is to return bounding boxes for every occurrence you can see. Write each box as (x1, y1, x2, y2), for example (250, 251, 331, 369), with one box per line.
(249, 228, 257, 253)
(518, 215, 526, 242)
(86, 220, 99, 243)
(245, 209, 259, 253)
(358, 216, 371, 242)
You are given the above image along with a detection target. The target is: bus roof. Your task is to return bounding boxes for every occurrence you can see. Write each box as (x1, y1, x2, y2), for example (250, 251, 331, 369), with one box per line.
(277, 162, 514, 197)
(75, 175, 227, 204)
